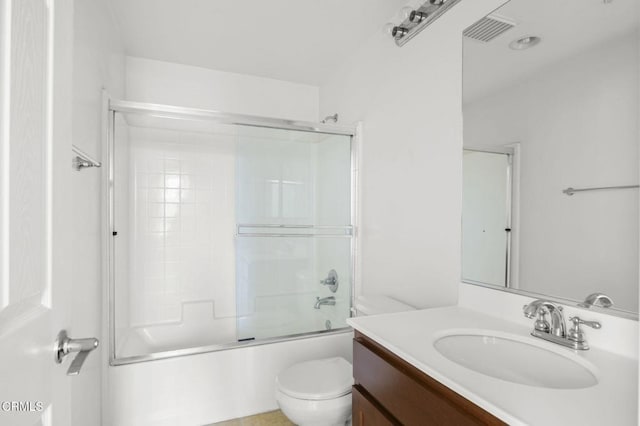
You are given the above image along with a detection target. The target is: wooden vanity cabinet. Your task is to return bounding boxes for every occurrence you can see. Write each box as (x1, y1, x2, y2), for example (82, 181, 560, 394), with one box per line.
(352, 331, 506, 426)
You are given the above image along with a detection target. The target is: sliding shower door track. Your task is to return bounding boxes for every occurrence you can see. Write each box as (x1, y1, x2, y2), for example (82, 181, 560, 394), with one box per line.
(109, 99, 357, 136)
(110, 327, 353, 366)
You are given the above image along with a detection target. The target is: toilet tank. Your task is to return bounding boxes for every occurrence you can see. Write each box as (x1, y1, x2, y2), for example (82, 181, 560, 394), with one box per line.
(354, 295, 416, 316)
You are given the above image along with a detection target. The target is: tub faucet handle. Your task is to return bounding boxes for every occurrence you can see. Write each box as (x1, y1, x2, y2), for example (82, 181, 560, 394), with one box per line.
(319, 270, 339, 293)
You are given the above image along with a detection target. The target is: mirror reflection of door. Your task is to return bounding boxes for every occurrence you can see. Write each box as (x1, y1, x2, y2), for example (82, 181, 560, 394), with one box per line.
(462, 149, 513, 287)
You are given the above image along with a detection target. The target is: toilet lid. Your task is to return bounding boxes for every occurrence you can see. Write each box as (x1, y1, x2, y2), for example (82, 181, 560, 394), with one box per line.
(276, 357, 353, 401)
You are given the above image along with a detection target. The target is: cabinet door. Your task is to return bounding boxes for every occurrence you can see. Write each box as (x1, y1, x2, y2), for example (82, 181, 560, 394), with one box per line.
(354, 333, 506, 425)
(352, 385, 399, 426)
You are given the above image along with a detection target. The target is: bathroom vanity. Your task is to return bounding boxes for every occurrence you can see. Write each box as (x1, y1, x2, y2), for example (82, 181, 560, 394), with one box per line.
(347, 306, 638, 426)
(353, 330, 504, 425)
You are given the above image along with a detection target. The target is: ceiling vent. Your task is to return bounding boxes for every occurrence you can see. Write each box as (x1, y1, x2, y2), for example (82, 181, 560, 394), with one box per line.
(463, 14, 516, 43)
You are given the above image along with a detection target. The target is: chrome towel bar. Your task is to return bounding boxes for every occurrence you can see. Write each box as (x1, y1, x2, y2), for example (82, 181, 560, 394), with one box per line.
(562, 184, 639, 196)
(72, 145, 101, 171)
(236, 224, 353, 238)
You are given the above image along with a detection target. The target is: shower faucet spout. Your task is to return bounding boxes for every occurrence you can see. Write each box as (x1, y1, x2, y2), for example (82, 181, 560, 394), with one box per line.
(314, 296, 336, 309)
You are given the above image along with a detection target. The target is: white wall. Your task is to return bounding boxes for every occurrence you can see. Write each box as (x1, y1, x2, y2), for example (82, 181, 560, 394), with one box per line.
(319, 0, 509, 309)
(71, 0, 125, 425)
(464, 33, 639, 312)
(125, 57, 319, 122)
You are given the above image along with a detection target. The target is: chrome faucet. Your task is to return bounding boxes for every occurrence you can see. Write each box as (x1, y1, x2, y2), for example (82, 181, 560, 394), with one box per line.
(523, 299, 566, 337)
(314, 296, 336, 309)
(523, 299, 601, 350)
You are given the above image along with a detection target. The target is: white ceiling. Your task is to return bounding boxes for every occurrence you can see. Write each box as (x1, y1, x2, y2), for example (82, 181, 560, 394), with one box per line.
(109, 0, 408, 86)
(463, 0, 639, 104)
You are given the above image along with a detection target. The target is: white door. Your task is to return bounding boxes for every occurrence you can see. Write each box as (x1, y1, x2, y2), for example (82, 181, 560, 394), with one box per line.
(462, 150, 512, 287)
(0, 0, 93, 425)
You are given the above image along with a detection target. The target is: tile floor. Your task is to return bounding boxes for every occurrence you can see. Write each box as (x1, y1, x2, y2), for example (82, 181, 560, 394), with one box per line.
(210, 410, 294, 426)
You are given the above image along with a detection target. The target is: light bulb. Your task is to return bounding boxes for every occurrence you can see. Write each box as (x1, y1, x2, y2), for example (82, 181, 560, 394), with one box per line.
(401, 6, 415, 20)
(383, 23, 396, 35)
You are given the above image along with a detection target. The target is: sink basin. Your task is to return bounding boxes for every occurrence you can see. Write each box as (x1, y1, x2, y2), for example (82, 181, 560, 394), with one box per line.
(434, 331, 598, 389)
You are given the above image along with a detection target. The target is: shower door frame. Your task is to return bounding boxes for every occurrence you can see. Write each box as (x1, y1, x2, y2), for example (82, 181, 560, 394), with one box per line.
(106, 99, 359, 365)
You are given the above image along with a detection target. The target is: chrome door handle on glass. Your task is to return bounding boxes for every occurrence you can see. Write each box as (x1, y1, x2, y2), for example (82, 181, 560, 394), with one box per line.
(55, 330, 99, 375)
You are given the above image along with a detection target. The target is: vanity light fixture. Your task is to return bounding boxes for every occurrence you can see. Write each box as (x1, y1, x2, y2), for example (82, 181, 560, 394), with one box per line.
(389, 0, 462, 46)
(509, 35, 541, 50)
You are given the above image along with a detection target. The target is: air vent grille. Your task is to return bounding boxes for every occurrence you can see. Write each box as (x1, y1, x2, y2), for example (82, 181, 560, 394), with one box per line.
(464, 15, 515, 42)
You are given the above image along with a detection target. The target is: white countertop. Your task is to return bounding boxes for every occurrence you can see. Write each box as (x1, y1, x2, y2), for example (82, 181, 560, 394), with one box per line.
(347, 306, 638, 426)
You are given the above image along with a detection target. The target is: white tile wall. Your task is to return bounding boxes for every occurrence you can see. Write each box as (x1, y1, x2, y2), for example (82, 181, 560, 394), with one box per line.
(127, 126, 236, 327)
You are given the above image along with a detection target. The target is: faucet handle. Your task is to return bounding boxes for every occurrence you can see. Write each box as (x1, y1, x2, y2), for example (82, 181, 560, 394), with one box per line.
(533, 310, 550, 333)
(567, 316, 601, 347)
(569, 316, 601, 330)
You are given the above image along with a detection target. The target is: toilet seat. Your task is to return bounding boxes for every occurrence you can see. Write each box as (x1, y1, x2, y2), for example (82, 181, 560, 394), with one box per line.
(276, 357, 353, 401)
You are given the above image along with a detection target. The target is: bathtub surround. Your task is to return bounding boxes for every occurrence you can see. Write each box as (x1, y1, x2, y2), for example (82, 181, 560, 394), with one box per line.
(109, 111, 354, 361)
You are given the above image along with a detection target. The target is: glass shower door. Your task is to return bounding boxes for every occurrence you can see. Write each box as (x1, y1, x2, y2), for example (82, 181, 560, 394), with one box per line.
(235, 126, 353, 341)
(109, 104, 355, 363)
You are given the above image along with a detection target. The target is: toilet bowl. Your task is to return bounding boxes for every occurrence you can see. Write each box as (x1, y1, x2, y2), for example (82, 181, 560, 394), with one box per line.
(276, 357, 352, 426)
(275, 295, 415, 426)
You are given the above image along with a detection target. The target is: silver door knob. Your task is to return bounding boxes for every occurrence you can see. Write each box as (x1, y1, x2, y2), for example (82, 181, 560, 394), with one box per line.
(55, 330, 99, 376)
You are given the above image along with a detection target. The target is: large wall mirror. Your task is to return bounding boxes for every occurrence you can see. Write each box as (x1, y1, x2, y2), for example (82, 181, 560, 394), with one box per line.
(462, 0, 639, 317)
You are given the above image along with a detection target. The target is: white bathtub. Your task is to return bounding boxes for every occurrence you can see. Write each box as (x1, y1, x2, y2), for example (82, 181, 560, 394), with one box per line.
(107, 330, 353, 426)
(115, 301, 348, 360)
(116, 317, 237, 358)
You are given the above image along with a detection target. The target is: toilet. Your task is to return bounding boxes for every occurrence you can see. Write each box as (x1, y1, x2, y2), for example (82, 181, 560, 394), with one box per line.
(275, 295, 415, 426)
